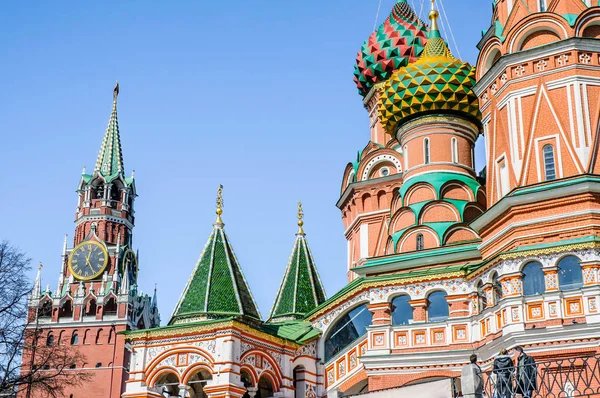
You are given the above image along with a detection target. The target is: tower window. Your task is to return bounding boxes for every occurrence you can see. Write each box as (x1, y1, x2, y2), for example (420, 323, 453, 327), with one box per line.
(539, 0, 546, 12)
(46, 333, 54, 347)
(416, 233, 424, 251)
(452, 138, 458, 164)
(424, 138, 430, 164)
(497, 157, 510, 198)
(404, 145, 409, 170)
(543, 144, 556, 181)
(96, 362, 102, 368)
(71, 332, 79, 346)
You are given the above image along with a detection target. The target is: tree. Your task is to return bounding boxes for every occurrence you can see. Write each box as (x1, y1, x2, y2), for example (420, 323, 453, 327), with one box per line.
(0, 241, 90, 397)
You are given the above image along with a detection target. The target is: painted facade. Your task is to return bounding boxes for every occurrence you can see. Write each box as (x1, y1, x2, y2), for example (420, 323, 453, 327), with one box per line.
(22, 0, 600, 397)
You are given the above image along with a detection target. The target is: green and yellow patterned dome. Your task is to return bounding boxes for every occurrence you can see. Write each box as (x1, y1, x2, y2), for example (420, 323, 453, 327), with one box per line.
(378, 6, 481, 134)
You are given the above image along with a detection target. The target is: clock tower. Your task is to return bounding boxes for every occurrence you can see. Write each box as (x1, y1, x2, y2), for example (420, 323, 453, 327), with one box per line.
(23, 83, 160, 398)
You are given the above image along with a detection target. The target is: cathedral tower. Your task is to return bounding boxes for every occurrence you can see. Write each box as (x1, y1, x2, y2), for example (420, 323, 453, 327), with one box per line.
(339, 0, 428, 280)
(473, 0, 600, 257)
(23, 84, 159, 398)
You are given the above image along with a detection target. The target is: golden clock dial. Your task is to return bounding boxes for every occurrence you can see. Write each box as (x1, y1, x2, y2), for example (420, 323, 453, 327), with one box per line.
(68, 241, 108, 281)
(121, 249, 138, 281)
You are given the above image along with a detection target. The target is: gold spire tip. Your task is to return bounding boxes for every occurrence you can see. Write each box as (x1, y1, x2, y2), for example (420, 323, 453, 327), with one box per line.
(38, 263, 43, 271)
(297, 201, 305, 234)
(429, 0, 439, 31)
(113, 81, 120, 101)
(215, 184, 224, 224)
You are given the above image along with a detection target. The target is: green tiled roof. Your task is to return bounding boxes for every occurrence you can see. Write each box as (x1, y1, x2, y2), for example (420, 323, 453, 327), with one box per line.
(169, 221, 261, 325)
(93, 84, 125, 183)
(261, 320, 321, 344)
(269, 213, 326, 322)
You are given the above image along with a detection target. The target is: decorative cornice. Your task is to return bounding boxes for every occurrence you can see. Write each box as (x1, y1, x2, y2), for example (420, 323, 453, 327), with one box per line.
(307, 271, 464, 321)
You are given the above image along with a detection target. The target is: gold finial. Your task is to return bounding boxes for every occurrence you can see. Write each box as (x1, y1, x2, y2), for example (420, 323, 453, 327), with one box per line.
(39, 263, 43, 271)
(429, 0, 440, 32)
(297, 201, 305, 235)
(113, 81, 120, 101)
(215, 184, 224, 225)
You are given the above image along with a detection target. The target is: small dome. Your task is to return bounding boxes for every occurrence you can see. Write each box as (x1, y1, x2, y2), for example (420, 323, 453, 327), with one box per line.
(353, 0, 428, 97)
(378, 23, 481, 133)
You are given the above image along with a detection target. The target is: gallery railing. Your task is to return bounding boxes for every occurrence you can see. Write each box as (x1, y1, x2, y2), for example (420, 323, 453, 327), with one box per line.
(454, 354, 600, 398)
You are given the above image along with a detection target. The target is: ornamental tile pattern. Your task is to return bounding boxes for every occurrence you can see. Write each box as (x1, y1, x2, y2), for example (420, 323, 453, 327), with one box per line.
(378, 35, 481, 134)
(269, 232, 327, 322)
(170, 225, 261, 324)
(353, 0, 427, 97)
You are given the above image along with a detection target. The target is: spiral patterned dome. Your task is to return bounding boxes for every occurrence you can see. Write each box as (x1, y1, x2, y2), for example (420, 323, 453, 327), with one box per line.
(378, 26, 481, 133)
(353, 0, 428, 97)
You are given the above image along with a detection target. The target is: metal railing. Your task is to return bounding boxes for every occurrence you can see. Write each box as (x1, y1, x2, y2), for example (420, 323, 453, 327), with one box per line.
(454, 354, 600, 398)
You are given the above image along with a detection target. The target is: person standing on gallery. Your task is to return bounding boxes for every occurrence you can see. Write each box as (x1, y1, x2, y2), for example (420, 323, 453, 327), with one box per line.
(493, 348, 513, 398)
(515, 346, 537, 398)
(461, 354, 483, 398)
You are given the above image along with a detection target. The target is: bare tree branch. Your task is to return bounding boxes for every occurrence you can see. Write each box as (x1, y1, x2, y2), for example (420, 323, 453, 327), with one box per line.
(0, 241, 91, 397)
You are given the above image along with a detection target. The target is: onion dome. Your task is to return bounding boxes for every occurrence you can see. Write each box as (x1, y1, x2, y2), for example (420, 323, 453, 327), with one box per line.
(378, 5, 481, 133)
(353, 0, 428, 97)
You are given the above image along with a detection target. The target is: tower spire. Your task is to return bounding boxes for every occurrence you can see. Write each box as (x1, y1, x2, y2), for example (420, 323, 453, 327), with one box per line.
(428, 0, 441, 38)
(214, 184, 224, 227)
(94, 82, 124, 179)
(297, 201, 305, 236)
(32, 263, 43, 299)
(268, 204, 327, 322)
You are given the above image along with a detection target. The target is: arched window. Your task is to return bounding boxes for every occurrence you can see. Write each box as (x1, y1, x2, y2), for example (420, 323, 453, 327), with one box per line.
(451, 138, 458, 164)
(59, 300, 73, 319)
(46, 333, 54, 347)
(424, 138, 430, 164)
(85, 299, 97, 317)
(83, 329, 90, 345)
(475, 281, 487, 311)
(96, 329, 103, 345)
(258, 376, 274, 398)
(108, 329, 114, 345)
(391, 296, 413, 325)
(491, 272, 503, 305)
(95, 185, 104, 199)
(104, 297, 117, 315)
(404, 146, 409, 170)
(187, 369, 212, 398)
(558, 256, 583, 291)
(416, 233, 424, 251)
(324, 304, 372, 362)
(155, 373, 180, 397)
(428, 291, 449, 322)
(71, 331, 79, 346)
(522, 261, 545, 296)
(543, 145, 556, 181)
(539, 0, 547, 12)
(38, 301, 52, 318)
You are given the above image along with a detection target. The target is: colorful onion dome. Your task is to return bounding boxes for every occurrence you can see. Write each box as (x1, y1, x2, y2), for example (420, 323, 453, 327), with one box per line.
(378, 7, 481, 133)
(353, 0, 428, 97)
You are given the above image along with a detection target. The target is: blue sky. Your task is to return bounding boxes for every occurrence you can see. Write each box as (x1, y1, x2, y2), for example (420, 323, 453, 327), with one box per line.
(0, 0, 492, 323)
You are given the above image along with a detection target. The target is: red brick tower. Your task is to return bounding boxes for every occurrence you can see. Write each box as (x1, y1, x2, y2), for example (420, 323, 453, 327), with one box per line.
(23, 83, 160, 398)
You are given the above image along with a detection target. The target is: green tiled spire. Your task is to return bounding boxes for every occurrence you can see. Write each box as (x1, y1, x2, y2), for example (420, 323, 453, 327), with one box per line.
(93, 82, 124, 181)
(268, 202, 326, 323)
(169, 186, 261, 325)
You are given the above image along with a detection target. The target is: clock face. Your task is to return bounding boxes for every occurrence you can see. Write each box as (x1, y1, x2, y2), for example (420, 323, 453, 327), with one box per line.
(122, 249, 138, 281)
(68, 241, 108, 280)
